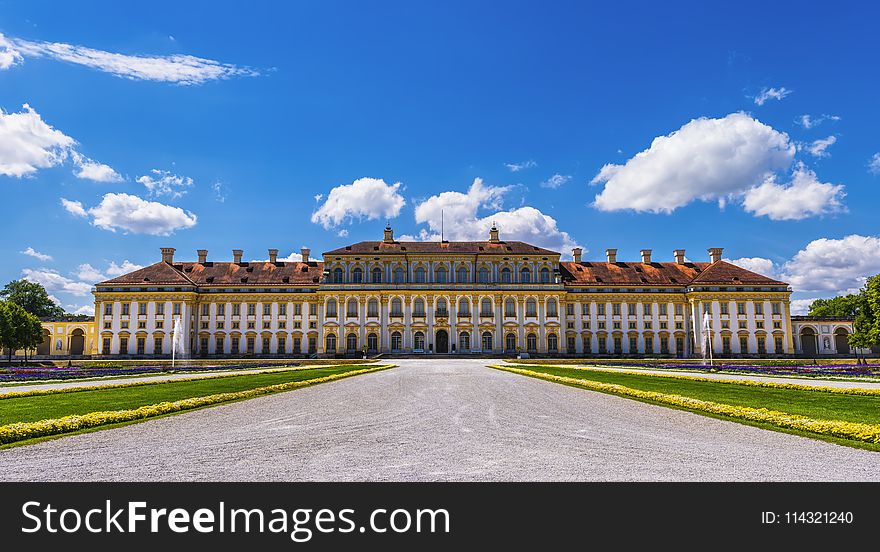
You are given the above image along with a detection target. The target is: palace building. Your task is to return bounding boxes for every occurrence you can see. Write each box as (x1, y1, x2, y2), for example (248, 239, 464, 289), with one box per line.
(86, 225, 807, 359)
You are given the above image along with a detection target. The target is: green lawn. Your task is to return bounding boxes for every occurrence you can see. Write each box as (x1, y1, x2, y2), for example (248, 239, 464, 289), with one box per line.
(511, 365, 880, 425)
(0, 365, 368, 425)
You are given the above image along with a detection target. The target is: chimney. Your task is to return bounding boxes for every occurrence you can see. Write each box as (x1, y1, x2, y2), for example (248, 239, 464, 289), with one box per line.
(708, 247, 724, 263)
(383, 225, 394, 243)
(160, 247, 175, 264)
(640, 249, 652, 264)
(232, 249, 243, 264)
(489, 223, 500, 242)
(197, 249, 208, 264)
(572, 247, 582, 263)
(268, 248, 278, 264)
(605, 248, 617, 264)
(674, 249, 686, 264)
(301, 247, 310, 263)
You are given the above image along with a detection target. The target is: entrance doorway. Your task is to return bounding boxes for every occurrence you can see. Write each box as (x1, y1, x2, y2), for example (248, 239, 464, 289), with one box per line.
(800, 327, 818, 356)
(70, 329, 85, 356)
(436, 330, 449, 353)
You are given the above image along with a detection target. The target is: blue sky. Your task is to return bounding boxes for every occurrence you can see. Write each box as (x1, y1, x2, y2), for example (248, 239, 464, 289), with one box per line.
(1, 1, 878, 315)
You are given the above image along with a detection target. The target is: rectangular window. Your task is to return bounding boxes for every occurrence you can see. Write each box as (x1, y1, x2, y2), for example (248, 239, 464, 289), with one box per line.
(121, 303, 130, 316)
(583, 336, 592, 353)
(308, 337, 317, 354)
(723, 336, 731, 354)
(755, 302, 764, 315)
(279, 321, 286, 329)
(773, 321, 781, 329)
(263, 321, 271, 329)
(294, 304, 302, 316)
(156, 320, 164, 329)
(233, 304, 241, 316)
(120, 337, 128, 354)
(612, 321, 621, 330)
(675, 304, 683, 316)
(247, 337, 255, 353)
(217, 304, 225, 316)
(703, 303, 711, 314)
(231, 337, 240, 354)
(247, 321, 255, 329)
(774, 336, 784, 353)
(720, 303, 729, 315)
(645, 337, 653, 354)
(659, 321, 667, 330)
(772, 302, 781, 315)
(584, 321, 591, 329)
(293, 321, 301, 329)
(660, 336, 669, 354)
(628, 321, 637, 330)
(201, 304, 209, 316)
(721, 321, 730, 329)
(629, 337, 638, 352)
(675, 322, 683, 330)
(613, 337, 622, 354)
(581, 303, 590, 316)
(612, 303, 621, 316)
(293, 337, 301, 354)
(279, 304, 287, 316)
(598, 321, 606, 330)
(644, 321, 652, 330)
(216, 321, 223, 329)
(104, 321, 112, 329)
(156, 303, 164, 316)
(104, 303, 113, 316)
(756, 321, 764, 329)
(263, 304, 271, 316)
(643, 303, 652, 316)
(262, 337, 270, 354)
(200, 337, 208, 354)
(597, 303, 606, 316)
(215, 337, 224, 354)
(139, 303, 147, 316)
(232, 321, 240, 329)
(278, 337, 286, 354)
(309, 304, 317, 316)
(739, 321, 747, 329)
(757, 337, 766, 354)
(737, 302, 746, 315)
(598, 337, 607, 353)
(136, 338, 145, 355)
(173, 303, 181, 315)
(155, 337, 163, 354)
(739, 336, 749, 353)
(659, 304, 667, 316)
(121, 321, 129, 329)
(309, 321, 316, 329)
(566, 304, 574, 316)
(138, 321, 147, 329)
(248, 303, 256, 316)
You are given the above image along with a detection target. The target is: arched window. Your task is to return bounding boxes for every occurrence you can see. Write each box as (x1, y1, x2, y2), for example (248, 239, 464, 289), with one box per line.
(414, 298, 426, 316)
(478, 267, 489, 283)
(458, 299, 470, 316)
(346, 333, 357, 351)
(506, 333, 516, 351)
(414, 266, 427, 283)
(457, 266, 468, 283)
(367, 333, 378, 352)
(459, 331, 470, 351)
(326, 299, 337, 317)
(393, 267, 405, 283)
(346, 299, 358, 317)
(527, 333, 537, 352)
(391, 331, 402, 352)
(526, 298, 537, 317)
(372, 267, 383, 283)
(548, 334, 558, 352)
(481, 331, 493, 351)
(505, 298, 516, 317)
(332, 268, 343, 283)
(480, 298, 493, 317)
(520, 267, 531, 283)
(367, 299, 379, 317)
(391, 298, 403, 316)
(501, 267, 511, 283)
(351, 267, 363, 283)
(547, 299, 558, 317)
(413, 331, 425, 351)
(540, 267, 551, 283)
(325, 333, 337, 352)
(436, 266, 448, 283)
(436, 298, 448, 316)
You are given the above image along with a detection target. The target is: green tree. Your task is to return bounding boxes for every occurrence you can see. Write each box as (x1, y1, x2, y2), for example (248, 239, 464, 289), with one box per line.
(807, 294, 862, 318)
(0, 301, 44, 363)
(850, 275, 880, 362)
(0, 279, 65, 318)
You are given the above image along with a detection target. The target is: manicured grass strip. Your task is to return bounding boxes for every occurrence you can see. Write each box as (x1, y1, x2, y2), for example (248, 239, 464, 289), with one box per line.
(506, 364, 880, 425)
(0, 365, 392, 445)
(513, 364, 880, 397)
(489, 365, 880, 445)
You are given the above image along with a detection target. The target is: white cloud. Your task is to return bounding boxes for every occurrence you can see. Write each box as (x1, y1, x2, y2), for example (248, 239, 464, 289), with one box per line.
(314, 193, 323, 202)
(71, 193, 197, 235)
(591, 113, 796, 214)
(505, 160, 537, 172)
(0, 104, 75, 177)
(795, 114, 840, 129)
(5, 34, 259, 85)
(137, 169, 193, 198)
(278, 251, 303, 262)
(539, 174, 571, 189)
(60, 198, 88, 217)
(409, 178, 580, 254)
(212, 181, 228, 203)
(753, 86, 792, 105)
(742, 163, 845, 220)
(337, 229, 349, 237)
(72, 152, 123, 182)
(21, 268, 93, 296)
(311, 177, 405, 229)
(790, 299, 817, 316)
(20, 247, 53, 261)
(105, 260, 144, 277)
(75, 263, 106, 282)
(68, 304, 95, 316)
(803, 135, 836, 158)
(0, 33, 23, 69)
(781, 235, 880, 294)
(869, 153, 880, 175)
(725, 257, 776, 278)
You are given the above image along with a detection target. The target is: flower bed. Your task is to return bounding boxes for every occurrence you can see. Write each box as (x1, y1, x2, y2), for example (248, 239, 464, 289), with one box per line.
(0, 363, 299, 383)
(490, 364, 880, 445)
(0, 364, 392, 445)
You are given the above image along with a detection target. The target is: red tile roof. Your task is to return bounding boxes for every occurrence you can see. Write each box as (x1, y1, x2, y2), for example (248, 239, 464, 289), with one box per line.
(560, 260, 785, 286)
(688, 260, 787, 285)
(325, 241, 558, 256)
(99, 261, 325, 286)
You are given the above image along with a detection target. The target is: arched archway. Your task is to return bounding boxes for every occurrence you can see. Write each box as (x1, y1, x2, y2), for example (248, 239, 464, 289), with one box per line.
(834, 328, 850, 355)
(505, 333, 516, 352)
(436, 330, 449, 353)
(325, 333, 337, 353)
(37, 328, 51, 356)
(800, 327, 818, 356)
(69, 329, 86, 355)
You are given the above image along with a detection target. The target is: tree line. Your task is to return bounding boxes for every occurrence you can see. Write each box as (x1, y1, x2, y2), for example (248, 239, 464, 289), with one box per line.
(0, 279, 70, 363)
(807, 274, 879, 357)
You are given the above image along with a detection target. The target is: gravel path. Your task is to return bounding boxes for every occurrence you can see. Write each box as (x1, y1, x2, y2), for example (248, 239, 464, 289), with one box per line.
(0, 359, 876, 481)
